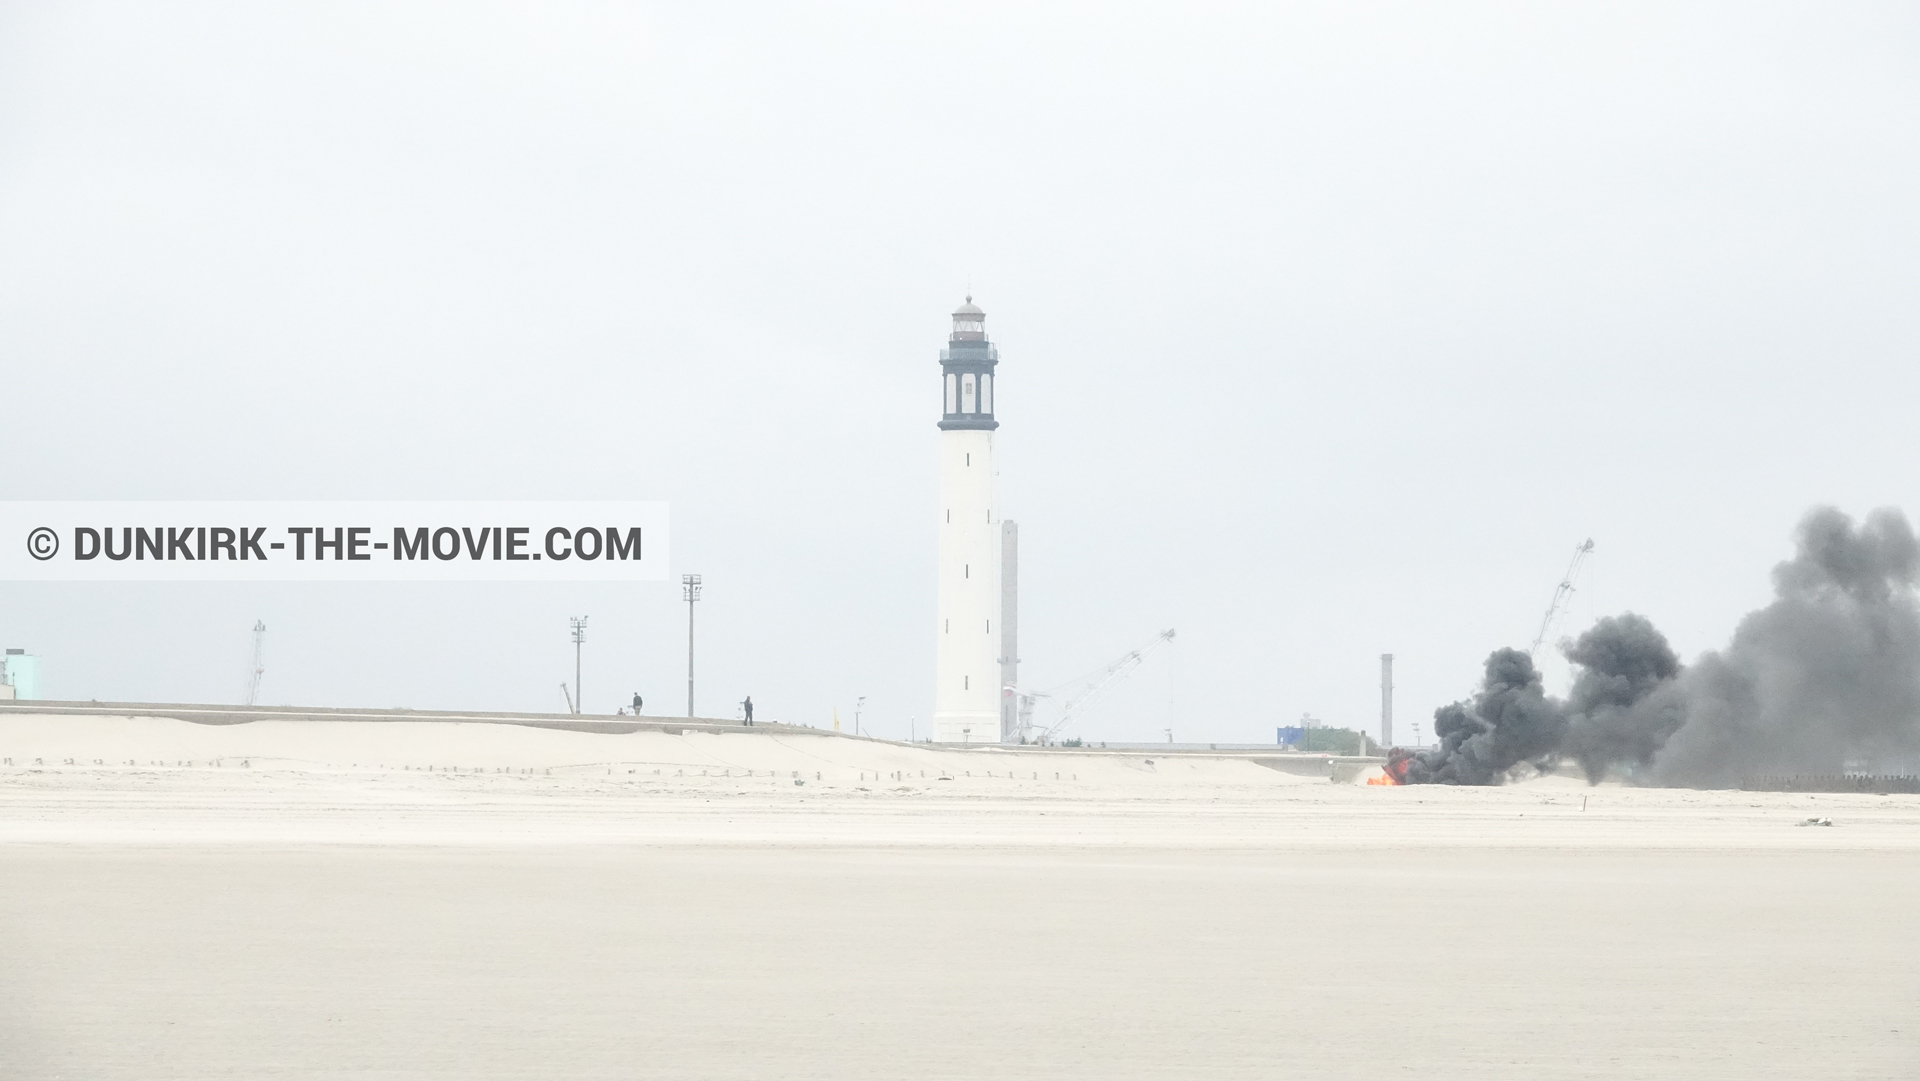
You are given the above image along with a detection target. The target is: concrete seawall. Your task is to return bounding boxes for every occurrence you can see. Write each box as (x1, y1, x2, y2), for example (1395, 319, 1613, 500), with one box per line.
(0, 699, 760, 736)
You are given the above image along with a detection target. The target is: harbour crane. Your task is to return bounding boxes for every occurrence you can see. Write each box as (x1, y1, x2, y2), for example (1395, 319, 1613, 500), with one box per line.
(1529, 539, 1594, 656)
(1014, 629, 1176, 744)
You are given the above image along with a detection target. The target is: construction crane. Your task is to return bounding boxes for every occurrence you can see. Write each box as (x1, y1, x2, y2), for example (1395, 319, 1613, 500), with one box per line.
(1016, 629, 1176, 744)
(242, 621, 266, 706)
(1530, 539, 1594, 656)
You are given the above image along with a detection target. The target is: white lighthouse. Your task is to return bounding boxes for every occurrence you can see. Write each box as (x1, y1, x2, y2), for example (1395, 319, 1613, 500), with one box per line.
(933, 298, 1001, 744)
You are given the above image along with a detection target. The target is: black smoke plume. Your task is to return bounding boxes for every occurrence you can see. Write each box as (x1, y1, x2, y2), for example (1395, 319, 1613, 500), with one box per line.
(1560, 613, 1684, 783)
(1404, 506, 1920, 787)
(1400, 649, 1565, 785)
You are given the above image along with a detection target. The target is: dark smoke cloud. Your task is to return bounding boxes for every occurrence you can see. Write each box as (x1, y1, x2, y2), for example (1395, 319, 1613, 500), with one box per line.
(1400, 649, 1565, 785)
(1560, 614, 1684, 783)
(1405, 506, 1920, 788)
(1649, 506, 1920, 786)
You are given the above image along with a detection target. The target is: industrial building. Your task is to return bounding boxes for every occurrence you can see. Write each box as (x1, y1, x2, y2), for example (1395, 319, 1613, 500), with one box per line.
(1, 648, 38, 700)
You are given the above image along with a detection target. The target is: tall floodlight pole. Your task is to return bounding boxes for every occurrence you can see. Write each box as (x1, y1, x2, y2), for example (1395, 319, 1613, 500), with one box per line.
(855, 696, 866, 737)
(682, 574, 702, 718)
(569, 616, 588, 714)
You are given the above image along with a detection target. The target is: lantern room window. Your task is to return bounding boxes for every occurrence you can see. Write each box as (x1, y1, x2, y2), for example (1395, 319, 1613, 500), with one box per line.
(961, 373, 977, 413)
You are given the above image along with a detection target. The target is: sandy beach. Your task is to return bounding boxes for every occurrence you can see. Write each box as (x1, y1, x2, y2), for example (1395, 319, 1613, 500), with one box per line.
(1, 714, 1916, 1079)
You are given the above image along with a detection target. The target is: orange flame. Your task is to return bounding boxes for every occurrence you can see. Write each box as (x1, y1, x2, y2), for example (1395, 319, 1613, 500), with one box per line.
(1365, 771, 1398, 786)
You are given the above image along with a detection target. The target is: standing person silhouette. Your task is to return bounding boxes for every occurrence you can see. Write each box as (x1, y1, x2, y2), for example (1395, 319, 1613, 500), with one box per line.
(742, 696, 754, 726)
(631, 692, 642, 715)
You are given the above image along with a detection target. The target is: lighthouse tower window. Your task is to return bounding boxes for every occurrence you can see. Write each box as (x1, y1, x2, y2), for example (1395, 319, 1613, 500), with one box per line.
(960, 373, 977, 413)
(944, 374, 957, 414)
(981, 374, 992, 414)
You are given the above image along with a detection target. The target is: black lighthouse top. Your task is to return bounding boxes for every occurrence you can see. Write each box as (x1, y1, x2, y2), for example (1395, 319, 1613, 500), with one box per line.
(938, 297, 999, 431)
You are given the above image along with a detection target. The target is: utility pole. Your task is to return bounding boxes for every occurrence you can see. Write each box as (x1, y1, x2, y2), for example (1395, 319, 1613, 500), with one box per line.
(569, 616, 588, 714)
(682, 574, 702, 718)
(854, 696, 866, 737)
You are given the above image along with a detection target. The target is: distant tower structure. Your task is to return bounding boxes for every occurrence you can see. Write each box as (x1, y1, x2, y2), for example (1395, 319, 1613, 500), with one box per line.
(1380, 653, 1394, 748)
(243, 621, 267, 707)
(933, 297, 1001, 743)
(999, 520, 1019, 742)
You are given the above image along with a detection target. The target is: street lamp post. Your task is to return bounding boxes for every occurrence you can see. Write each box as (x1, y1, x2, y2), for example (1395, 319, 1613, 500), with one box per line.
(682, 574, 702, 718)
(854, 696, 865, 737)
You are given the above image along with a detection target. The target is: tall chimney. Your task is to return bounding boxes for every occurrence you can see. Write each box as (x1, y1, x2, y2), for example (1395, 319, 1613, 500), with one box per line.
(999, 520, 1019, 742)
(1380, 653, 1394, 749)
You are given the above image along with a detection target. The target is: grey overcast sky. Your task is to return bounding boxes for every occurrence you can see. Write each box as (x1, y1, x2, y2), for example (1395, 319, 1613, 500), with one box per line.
(2, 2, 1917, 742)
